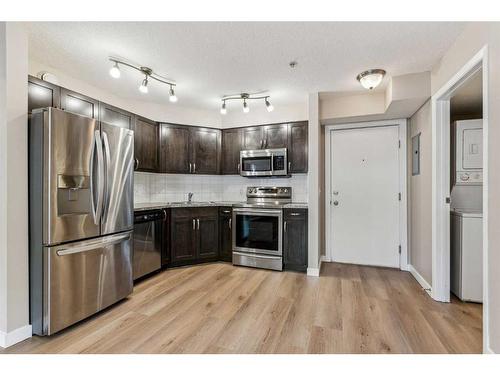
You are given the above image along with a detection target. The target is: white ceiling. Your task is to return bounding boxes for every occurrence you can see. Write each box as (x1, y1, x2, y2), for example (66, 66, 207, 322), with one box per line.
(27, 22, 466, 111)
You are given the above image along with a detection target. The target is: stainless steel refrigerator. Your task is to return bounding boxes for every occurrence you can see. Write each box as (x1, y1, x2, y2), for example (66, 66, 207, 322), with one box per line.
(29, 107, 134, 336)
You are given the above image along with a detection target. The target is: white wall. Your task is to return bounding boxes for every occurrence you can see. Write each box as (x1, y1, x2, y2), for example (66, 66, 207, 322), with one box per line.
(29, 60, 222, 127)
(429, 22, 500, 353)
(408, 100, 433, 285)
(0, 22, 31, 347)
(220, 101, 307, 128)
(134, 172, 308, 204)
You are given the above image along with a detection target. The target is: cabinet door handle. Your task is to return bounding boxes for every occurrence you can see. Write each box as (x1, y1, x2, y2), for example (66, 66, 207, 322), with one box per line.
(134, 158, 139, 170)
(193, 163, 196, 173)
(189, 163, 192, 173)
(284, 221, 287, 232)
(237, 163, 240, 173)
(229, 218, 232, 229)
(163, 209, 167, 222)
(197, 218, 200, 230)
(260, 139, 264, 149)
(192, 218, 196, 230)
(288, 161, 291, 171)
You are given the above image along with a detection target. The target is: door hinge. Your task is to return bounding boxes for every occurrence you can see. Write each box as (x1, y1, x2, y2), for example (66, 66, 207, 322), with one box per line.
(398, 192, 401, 201)
(398, 245, 402, 254)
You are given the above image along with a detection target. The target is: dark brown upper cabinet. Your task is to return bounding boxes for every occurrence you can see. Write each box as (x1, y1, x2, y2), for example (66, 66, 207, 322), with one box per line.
(159, 124, 191, 174)
(263, 123, 288, 149)
(134, 117, 159, 172)
(221, 128, 242, 174)
(288, 121, 308, 173)
(190, 127, 220, 175)
(60, 88, 99, 119)
(159, 123, 220, 175)
(28, 75, 60, 114)
(99, 102, 136, 130)
(242, 126, 265, 150)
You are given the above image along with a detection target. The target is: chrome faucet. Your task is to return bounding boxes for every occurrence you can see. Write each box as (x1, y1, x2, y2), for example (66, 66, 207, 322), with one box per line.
(187, 192, 194, 203)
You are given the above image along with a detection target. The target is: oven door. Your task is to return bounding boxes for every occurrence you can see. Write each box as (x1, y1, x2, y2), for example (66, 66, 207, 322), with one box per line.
(232, 208, 283, 256)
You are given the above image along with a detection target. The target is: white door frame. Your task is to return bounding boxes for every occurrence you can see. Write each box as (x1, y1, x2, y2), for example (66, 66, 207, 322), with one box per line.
(431, 45, 489, 352)
(324, 119, 408, 270)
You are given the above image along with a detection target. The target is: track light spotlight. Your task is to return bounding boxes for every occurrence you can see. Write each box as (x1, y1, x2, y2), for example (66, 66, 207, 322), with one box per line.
(139, 76, 149, 93)
(169, 85, 178, 102)
(265, 98, 274, 112)
(243, 99, 250, 113)
(109, 62, 121, 79)
(220, 101, 227, 115)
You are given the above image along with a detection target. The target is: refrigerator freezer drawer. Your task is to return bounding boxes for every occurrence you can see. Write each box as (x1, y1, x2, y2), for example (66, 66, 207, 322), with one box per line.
(40, 231, 133, 336)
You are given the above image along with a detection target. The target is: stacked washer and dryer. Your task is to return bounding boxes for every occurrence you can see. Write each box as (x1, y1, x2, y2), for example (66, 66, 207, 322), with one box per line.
(450, 119, 483, 303)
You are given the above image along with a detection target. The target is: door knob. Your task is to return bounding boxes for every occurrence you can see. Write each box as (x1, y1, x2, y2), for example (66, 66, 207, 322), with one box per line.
(333, 200, 339, 206)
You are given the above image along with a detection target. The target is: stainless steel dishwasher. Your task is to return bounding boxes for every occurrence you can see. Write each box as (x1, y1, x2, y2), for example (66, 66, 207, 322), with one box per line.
(133, 209, 165, 280)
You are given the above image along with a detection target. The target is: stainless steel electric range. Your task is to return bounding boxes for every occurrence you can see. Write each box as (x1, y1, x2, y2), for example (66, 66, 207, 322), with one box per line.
(232, 186, 292, 271)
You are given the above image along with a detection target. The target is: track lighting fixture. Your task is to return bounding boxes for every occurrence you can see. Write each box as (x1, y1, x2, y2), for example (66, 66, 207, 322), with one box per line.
(220, 93, 273, 115)
(220, 101, 227, 115)
(139, 76, 149, 93)
(108, 57, 178, 102)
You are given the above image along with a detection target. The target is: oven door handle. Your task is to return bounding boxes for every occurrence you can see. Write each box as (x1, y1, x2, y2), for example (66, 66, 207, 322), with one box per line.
(233, 208, 283, 216)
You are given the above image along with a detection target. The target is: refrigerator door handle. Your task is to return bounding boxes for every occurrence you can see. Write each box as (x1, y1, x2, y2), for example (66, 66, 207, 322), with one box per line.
(101, 131, 111, 222)
(56, 232, 131, 256)
(92, 130, 105, 225)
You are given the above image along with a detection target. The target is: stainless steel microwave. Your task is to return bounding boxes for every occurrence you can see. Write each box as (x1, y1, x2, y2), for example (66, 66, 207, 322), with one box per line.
(239, 148, 288, 177)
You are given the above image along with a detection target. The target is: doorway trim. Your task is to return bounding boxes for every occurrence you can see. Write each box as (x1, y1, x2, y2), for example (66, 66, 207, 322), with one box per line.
(431, 45, 489, 352)
(324, 119, 408, 270)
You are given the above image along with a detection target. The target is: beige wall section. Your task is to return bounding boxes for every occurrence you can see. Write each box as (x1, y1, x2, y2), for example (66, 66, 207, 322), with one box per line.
(430, 22, 500, 353)
(307, 93, 320, 272)
(0, 22, 30, 343)
(408, 100, 432, 284)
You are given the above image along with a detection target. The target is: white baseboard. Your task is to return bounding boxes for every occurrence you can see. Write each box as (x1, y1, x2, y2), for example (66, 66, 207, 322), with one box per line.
(0, 324, 32, 348)
(320, 255, 331, 263)
(485, 346, 495, 354)
(408, 264, 432, 296)
(307, 267, 320, 277)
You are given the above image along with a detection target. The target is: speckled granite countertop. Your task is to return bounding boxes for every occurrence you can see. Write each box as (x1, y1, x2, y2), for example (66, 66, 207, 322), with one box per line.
(134, 201, 308, 211)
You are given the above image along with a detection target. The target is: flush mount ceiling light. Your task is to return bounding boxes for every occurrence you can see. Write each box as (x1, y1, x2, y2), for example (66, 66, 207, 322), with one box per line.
(108, 57, 177, 102)
(220, 93, 274, 115)
(356, 69, 386, 90)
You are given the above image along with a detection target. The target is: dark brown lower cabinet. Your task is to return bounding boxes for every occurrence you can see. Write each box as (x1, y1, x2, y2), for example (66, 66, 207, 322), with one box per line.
(161, 209, 170, 266)
(219, 207, 233, 262)
(170, 207, 219, 266)
(283, 208, 308, 272)
(170, 208, 196, 263)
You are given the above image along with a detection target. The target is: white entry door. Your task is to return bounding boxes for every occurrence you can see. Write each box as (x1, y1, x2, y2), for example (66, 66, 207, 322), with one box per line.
(330, 125, 401, 268)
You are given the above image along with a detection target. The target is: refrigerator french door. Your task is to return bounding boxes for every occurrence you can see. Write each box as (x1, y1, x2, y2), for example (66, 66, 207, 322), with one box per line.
(29, 107, 134, 335)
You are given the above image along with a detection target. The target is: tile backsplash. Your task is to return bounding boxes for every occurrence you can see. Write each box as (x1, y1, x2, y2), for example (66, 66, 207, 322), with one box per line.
(134, 172, 308, 204)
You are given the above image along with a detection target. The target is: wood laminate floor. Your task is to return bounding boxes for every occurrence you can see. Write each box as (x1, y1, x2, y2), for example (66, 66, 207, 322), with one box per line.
(1, 262, 482, 354)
